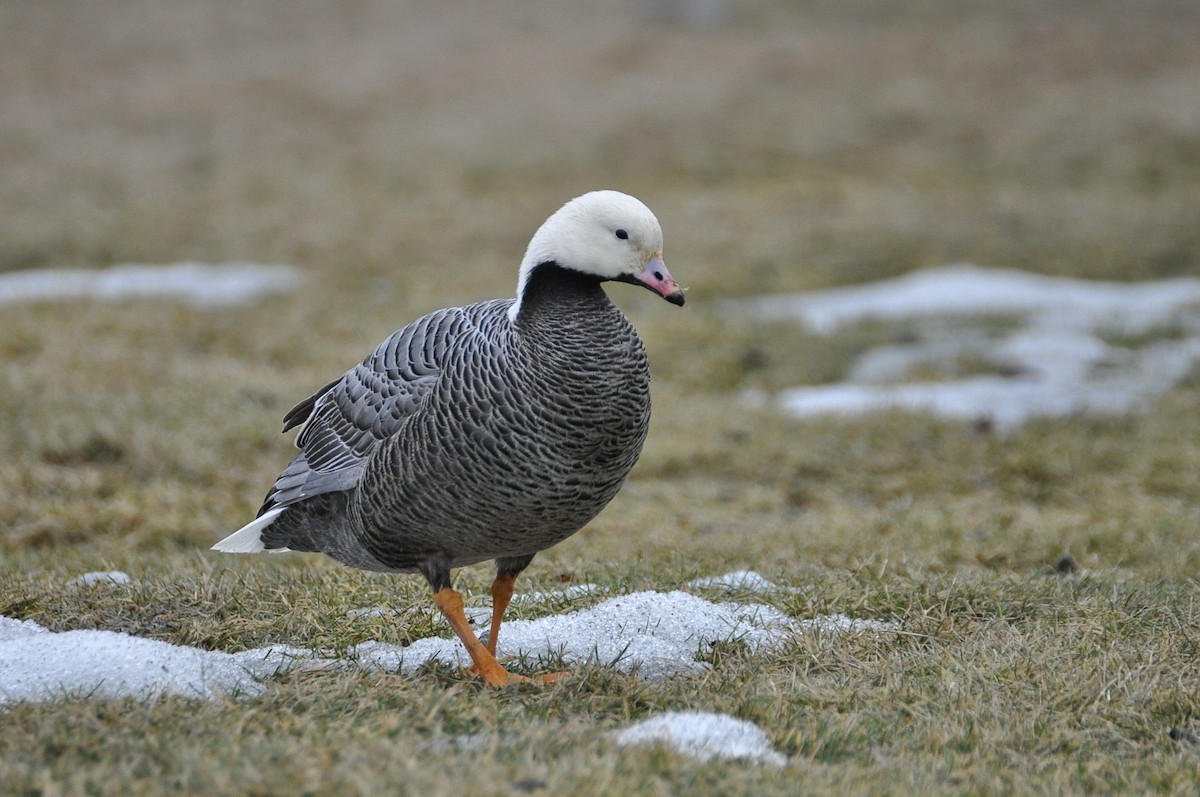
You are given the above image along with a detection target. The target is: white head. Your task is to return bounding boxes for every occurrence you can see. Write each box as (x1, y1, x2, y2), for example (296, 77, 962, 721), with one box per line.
(509, 190, 684, 321)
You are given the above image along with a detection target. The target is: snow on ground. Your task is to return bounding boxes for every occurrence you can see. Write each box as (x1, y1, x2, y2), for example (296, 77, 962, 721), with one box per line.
(348, 584, 603, 624)
(744, 265, 1200, 335)
(688, 569, 794, 593)
(65, 571, 132, 589)
(612, 711, 787, 767)
(735, 265, 1200, 432)
(797, 613, 896, 634)
(0, 616, 314, 703)
(353, 590, 796, 680)
(511, 582, 605, 604)
(0, 571, 890, 704)
(0, 262, 299, 308)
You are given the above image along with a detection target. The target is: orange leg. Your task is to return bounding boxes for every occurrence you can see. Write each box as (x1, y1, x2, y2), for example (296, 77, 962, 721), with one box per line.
(476, 572, 568, 685)
(432, 587, 531, 687)
(466, 573, 516, 680)
(484, 572, 517, 656)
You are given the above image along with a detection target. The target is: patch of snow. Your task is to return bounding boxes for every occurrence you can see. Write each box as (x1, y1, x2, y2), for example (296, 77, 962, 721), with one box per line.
(777, 375, 1116, 432)
(0, 574, 897, 703)
(798, 613, 897, 634)
(0, 617, 313, 704)
(354, 590, 798, 680)
(0, 262, 299, 309)
(463, 606, 494, 627)
(742, 265, 1200, 334)
(0, 616, 50, 639)
(66, 571, 132, 588)
(688, 570, 793, 594)
(849, 335, 994, 383)
(734, 266, 1200, 432)
(511, 582, 604, 604)
(613, 711, 786, 767)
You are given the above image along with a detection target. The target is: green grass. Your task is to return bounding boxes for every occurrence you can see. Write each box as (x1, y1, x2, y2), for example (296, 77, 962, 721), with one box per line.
(3, 0, 1200, 794)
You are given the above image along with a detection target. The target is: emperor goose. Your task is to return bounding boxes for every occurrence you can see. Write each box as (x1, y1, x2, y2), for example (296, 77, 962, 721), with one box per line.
(214, 190, 684, 686)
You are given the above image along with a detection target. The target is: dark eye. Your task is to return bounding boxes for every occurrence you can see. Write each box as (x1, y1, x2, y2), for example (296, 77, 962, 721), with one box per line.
(614, 229, 629, 240)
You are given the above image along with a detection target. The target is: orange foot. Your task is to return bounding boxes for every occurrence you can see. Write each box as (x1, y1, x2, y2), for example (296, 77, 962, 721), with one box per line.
(531, 670, 570, 685)
(467, 663, 535, 686)
(466, 663, 569, 686)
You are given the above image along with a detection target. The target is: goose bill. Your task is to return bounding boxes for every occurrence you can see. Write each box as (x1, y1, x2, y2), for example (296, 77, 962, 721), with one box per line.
(633, 257, 685, 306)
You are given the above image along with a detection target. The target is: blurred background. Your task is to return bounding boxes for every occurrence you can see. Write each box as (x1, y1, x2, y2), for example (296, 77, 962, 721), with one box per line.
(6, 0, 1198, 288)
(2, 0, 1199, 572)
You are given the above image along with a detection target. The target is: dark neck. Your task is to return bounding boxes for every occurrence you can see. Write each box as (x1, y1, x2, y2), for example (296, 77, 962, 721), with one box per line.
(516, 261, 611, 325)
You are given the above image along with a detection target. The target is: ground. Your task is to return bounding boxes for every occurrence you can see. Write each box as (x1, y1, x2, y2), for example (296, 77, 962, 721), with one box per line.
(2, 1, 1200, 794)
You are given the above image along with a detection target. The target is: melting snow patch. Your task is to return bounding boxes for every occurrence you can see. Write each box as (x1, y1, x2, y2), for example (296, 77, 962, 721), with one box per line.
(0, 262, 299, 308)
(613, 711, 787, 767)
(511, 582, 605, 604)
(0, 617, 312, 704)
(734, 265, 1200, 432)
(688, 570, 793, 594)
(66, 571, 132, 589)
(798, 613, 896, 634)
(0, 573, 895, 703)
(742, 265, 1200, 334)
(354, 590, 797, 680)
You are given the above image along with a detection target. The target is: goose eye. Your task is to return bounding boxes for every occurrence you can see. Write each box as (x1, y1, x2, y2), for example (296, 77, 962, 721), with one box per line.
(614, 229, 629, 240)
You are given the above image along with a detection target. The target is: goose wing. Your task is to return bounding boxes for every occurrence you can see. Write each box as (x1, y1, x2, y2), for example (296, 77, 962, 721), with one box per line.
(259, 305, 490, 513)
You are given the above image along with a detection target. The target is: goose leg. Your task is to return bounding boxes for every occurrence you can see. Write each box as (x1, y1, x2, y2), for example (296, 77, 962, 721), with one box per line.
(474, 555, 569, 685)
(482, 572, 517, 656)
(431, 587, 531, 687)
(481, 554, 533, 656)
(421, 554, 529, 687)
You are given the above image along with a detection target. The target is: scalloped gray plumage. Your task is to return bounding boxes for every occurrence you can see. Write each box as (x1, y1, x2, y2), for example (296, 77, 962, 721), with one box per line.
(213, 190, 684, 686)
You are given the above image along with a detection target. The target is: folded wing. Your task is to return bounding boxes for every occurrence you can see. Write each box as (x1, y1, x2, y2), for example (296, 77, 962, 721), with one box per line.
(258, 306, 479, 515)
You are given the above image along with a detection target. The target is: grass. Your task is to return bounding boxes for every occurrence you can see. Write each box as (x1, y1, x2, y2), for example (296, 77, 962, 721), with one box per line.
(3, 0, 1200, 794)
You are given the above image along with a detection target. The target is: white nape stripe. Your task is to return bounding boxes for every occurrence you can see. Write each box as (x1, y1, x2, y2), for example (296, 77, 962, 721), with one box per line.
(211, 506, 285, 553)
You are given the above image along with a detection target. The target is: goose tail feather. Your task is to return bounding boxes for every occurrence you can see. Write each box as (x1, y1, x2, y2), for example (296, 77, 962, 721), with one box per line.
(212, 506, 287, 553)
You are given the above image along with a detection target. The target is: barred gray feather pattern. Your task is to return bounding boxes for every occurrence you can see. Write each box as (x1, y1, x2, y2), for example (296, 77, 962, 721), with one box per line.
(255, 265, 651, 575)
(258, 305, 503, 514)
(220, 191, 682, 568)
(350, 266, 650, 572)
(215, 189, 684, 687)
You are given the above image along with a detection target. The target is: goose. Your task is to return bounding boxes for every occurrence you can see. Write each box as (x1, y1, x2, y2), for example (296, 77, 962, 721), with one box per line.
(213, 190, 684, 686)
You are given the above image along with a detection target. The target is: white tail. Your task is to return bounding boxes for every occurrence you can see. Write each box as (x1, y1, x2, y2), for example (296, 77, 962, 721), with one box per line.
(212, 507, 286, 553)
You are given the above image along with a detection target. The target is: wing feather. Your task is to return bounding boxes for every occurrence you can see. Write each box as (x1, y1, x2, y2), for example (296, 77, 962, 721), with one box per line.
(259, 305, 484, 513)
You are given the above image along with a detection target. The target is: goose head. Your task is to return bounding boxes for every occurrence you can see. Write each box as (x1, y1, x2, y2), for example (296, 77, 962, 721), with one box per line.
(512, 191, 685, 319)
